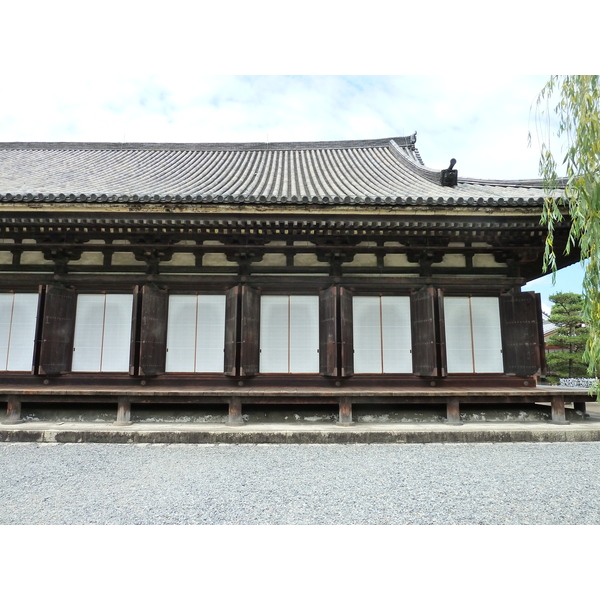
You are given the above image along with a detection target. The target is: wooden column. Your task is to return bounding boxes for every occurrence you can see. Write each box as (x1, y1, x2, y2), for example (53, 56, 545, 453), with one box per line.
(551, 395, 569, 424)
(573, 401, 589, 416)
(338, 398, 353, 426)
(115, 398, 132, 425)
(228, 398, 243, 426)
(4, 396, 22, 423)
(446, 398, 462, 425)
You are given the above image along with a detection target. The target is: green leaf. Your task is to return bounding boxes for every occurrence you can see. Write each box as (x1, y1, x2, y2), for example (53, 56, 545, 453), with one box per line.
(532, 76, 600, 397)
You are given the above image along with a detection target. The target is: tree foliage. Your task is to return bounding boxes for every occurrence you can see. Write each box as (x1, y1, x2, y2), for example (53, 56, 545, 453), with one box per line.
(532, 75, 600, 386)
(545, 292, 589, 380)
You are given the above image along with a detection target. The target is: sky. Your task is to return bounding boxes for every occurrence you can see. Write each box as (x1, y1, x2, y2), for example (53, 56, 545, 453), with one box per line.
(3, 2, 595, 314)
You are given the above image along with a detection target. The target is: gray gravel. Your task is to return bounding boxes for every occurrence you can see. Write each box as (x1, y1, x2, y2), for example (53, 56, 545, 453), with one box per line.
(2, 442, 600, 525)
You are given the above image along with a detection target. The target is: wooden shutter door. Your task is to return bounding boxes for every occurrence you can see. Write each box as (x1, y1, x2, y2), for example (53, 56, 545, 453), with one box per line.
(129, 285, 141, 376)
(224, 286, 240, 376)
(339, 287, 354, 377)
(499, 291, 543, 376)
(535, 293, 546, 376)
(410, 286, 440, 377)
(239, 286, 260, 377)
(319, 286, 338, 377)
(138, 285, 168, 377)
(38, 284, 77, 376)
(436, 288, 447, 377)
(32, 285, 46, 374)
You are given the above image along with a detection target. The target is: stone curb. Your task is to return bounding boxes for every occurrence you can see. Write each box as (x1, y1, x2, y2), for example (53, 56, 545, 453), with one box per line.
(2, 423, 600, 444)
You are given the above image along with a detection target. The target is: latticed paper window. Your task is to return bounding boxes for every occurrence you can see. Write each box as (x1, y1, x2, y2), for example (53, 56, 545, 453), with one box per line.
(72, 294, 133, 372)
(259, 295, 319, 374)
(444, 297, 503, 373)
(0, 293, 38, 371)
(165, 295, 226, 373)
(353, 296, 412, 374)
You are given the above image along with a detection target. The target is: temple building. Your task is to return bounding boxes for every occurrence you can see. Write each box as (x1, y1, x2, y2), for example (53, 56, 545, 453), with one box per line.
(0, 134, 590, 424)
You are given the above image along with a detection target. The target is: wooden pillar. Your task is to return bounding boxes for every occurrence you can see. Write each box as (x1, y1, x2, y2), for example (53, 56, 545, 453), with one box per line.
(446, 398, 462, 425)
(338, 398, 353, 426)
(114, 398, 132, 425)
(4, 396, 22, 423)
(573, 401, 589, 416)
(228, 398, 243, 426)
(551, 395, 569, 424)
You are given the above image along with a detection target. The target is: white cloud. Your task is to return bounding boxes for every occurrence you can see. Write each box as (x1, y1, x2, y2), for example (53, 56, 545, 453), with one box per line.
(0, 72, 554, 179)
(2, 2, 580, 183)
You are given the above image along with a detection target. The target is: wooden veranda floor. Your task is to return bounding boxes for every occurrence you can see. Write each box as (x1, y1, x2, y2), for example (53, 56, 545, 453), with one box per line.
(1, 384, 594, 425)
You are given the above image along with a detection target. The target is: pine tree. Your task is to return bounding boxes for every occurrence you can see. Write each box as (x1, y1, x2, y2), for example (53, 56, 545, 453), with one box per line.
(545, 292, 590, 380)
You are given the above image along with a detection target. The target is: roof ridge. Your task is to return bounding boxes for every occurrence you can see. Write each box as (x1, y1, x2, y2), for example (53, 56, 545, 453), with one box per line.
(459, 176, 567, 189)
(0, 135, 419, 152)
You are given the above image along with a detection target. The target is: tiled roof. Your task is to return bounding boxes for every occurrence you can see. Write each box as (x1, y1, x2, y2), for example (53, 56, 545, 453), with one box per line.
(0, 135, 551, 207)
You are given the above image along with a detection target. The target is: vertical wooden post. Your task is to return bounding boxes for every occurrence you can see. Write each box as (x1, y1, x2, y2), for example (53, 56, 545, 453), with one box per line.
(551, 395, 569, 424)
(338, 398, 353, 426)
(4, 396, 22, 423)
(228, 398, 243, 426)
(115, 398, 132, 425)
(446, 398, 462, 425)
(573, 401, 589, 416)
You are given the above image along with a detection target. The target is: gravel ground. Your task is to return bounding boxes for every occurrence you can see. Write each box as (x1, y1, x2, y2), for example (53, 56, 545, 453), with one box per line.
(2, 442, 600, 525)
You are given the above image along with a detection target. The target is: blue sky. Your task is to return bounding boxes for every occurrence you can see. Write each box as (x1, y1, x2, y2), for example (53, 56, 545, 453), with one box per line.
(3, 3, 593, 312)
(523, 264, 585, 316)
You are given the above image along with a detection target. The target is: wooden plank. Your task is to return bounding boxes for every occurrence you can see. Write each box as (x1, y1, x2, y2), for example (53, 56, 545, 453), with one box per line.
(0, 384, 593, 398)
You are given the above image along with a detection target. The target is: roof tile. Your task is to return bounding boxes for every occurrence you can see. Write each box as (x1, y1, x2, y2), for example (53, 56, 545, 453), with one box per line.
(0, 136, 553, 207)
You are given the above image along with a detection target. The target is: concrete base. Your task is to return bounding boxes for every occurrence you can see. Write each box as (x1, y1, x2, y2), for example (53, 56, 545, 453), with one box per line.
(2, 419, 600, 444)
